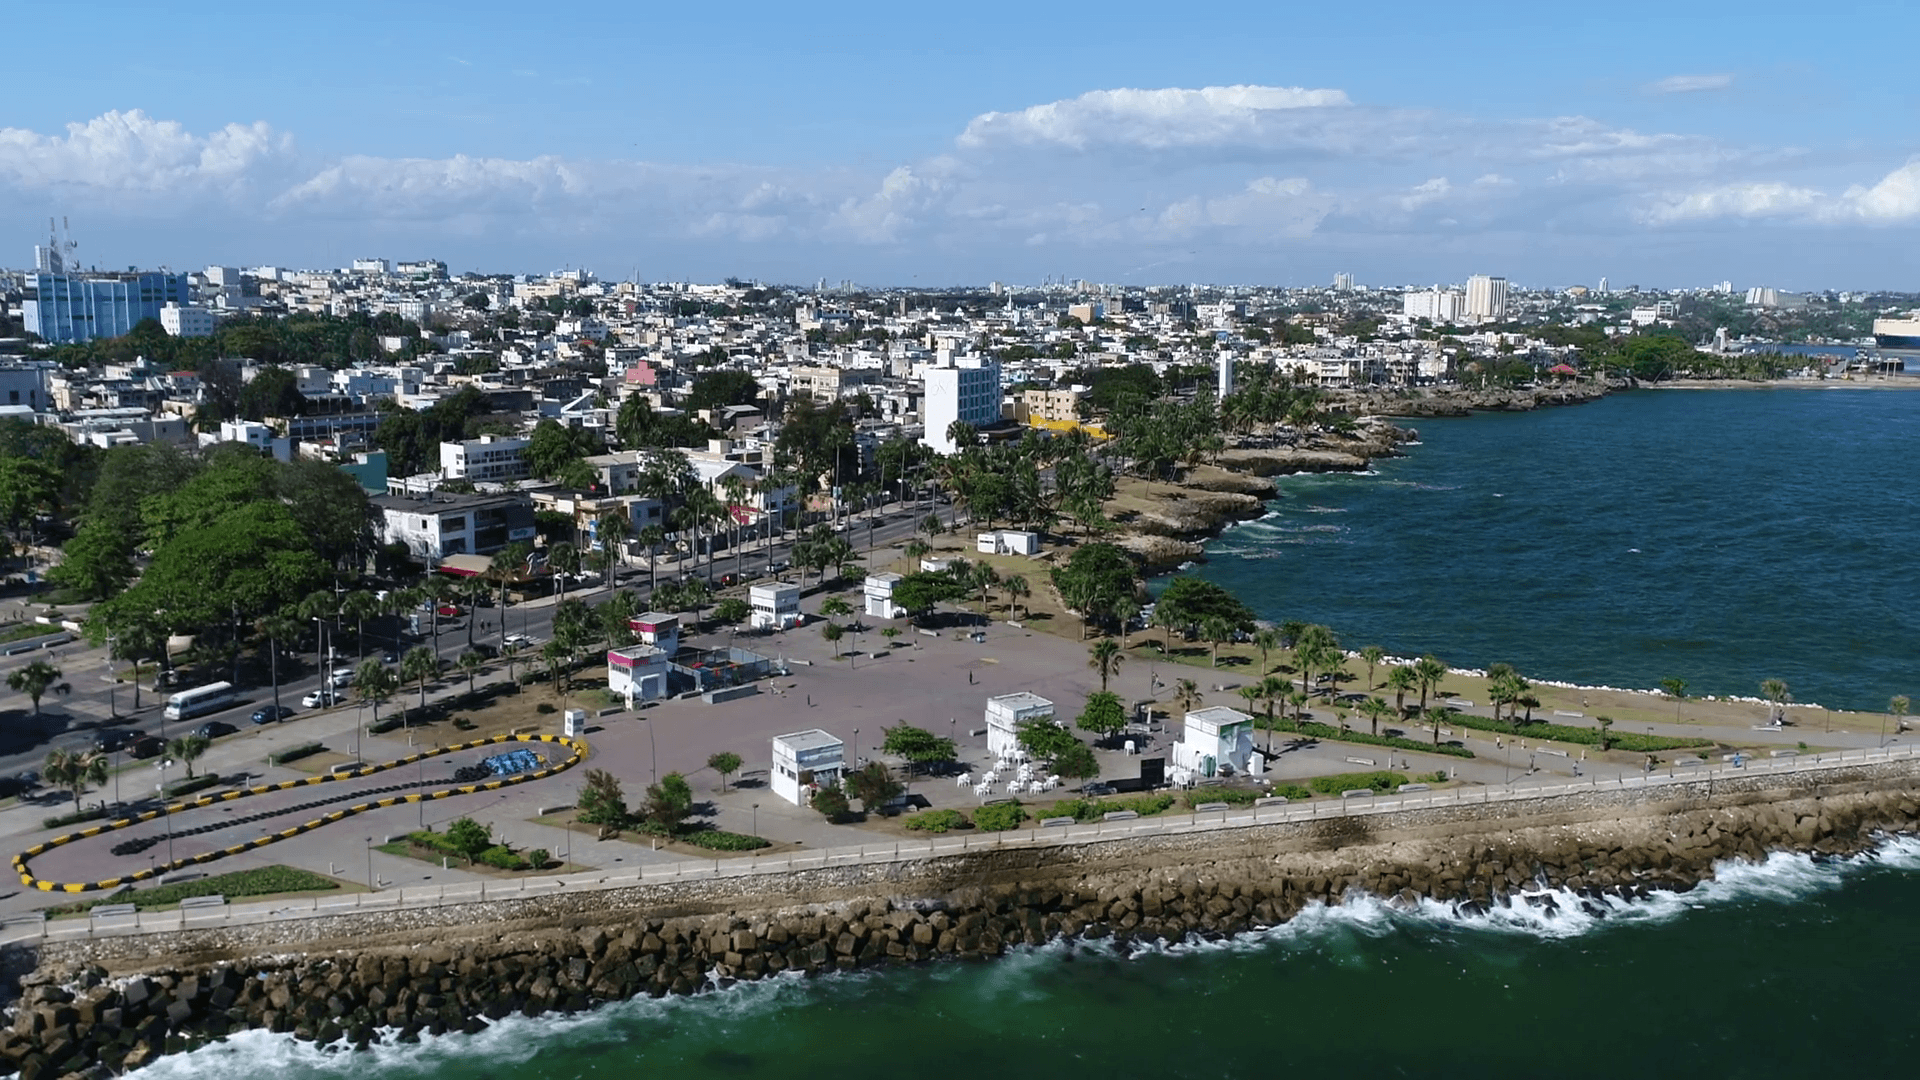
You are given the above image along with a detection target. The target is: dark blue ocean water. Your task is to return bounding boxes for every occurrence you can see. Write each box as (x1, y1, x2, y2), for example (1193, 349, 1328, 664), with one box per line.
(1193, 387, 1918, 711)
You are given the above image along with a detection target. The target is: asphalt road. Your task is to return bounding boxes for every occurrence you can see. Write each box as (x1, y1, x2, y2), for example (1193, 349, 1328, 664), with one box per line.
(0, 500, 935, 789)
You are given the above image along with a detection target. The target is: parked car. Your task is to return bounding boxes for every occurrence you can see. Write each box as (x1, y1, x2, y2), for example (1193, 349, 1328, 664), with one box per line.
(93, 729, 138, 754)
(436, 604, 462, 617)
(302, 689, 339, 708)
(381, 650, 399, 663)
(250, 705, 295, 725)
(128, 735, 165, 760)
(192, 721, 237, 740)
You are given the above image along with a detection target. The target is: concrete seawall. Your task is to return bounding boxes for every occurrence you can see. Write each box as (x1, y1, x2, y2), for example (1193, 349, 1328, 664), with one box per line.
(5, 750, 1918, 1076)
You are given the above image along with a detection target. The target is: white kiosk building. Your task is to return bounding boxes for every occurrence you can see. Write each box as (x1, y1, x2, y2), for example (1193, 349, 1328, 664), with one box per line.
(1175, 706, 1256, 778)
(749, 582, 802, 631)
(771, 729, 846, 806)
(606, 645, 670, 703)
(627, 613, 680, 654)
(985, 692, 1055, 759)
(864, 572, 904, 619)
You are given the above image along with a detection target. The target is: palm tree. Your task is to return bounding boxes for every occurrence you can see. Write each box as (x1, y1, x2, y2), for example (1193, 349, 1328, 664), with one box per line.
(1760, 678, 1790, 726)
(1359, 645, 1386, 691)
(502, 642, 522, 684)
(1252, 629, 1282, 674)
(1386, 665, 1417, 721)
(1151, 604, 1181, 653)
(902, 538, 931, 573)
(971, 561, 1001, 614)
(1173, 677, 1202, 718)
(1358, 695, 1393, 737)
(541, 640, 571, 710)
(7, 660, 62, 716)
(1200, 615, 1232, 668)
(1004, 574, 1030, 621)
(165, 734, 209, 780)
(353, 658, 398, 734)
(548, 542, 580, 604)
(458, 650, 484, 699)
(1256, 675, 1288, 753)
(43, 748, 108, 813)
(1413, 655, 1448, 746)
(340, 590, 383, 662)
(1236, 683, 1264, 727)
(260, 614, 302, 716)
(1089, 637, 1124, 692)
(1893, 695, 1912, 737)
(598, 511, 632, 597)
(820, 597, 853, 625)
(401, 646, 439, 724)
(637, 524, 666, 593)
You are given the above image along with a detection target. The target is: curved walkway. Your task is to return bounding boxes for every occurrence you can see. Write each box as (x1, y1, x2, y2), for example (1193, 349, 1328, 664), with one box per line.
(13, 734, 587, 894)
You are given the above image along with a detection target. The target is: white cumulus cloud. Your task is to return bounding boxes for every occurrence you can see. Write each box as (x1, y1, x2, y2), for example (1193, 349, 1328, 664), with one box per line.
(0, 109, 290, 194)
(958, 85, 1351, 151)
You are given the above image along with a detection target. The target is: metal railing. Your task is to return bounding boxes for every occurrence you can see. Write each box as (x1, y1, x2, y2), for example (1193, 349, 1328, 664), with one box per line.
(10, 744, 1912, 947)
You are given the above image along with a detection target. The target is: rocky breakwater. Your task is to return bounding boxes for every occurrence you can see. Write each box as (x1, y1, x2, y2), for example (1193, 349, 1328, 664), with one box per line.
(1339, 381, 1613, 418)
(7, 771, 1919, 1077)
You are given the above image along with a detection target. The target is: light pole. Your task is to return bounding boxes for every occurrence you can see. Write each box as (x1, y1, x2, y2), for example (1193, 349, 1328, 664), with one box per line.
(365, 836, 374, 890)
(853, 728, 860, 769)
(751, 803, 759, 842)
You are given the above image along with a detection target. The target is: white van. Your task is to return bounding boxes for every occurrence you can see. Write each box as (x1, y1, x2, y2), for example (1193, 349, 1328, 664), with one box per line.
(330, 667, 356, 688)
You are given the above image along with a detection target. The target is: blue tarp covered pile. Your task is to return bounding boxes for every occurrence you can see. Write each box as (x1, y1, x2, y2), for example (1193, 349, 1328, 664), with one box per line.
(482, 750, 541, 776)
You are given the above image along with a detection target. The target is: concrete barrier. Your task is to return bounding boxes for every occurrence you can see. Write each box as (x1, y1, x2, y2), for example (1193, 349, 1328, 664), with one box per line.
(702, 684, 759, 705)
(917, 628, 939, 638)
(1253, 796, 1290, 807)
(0, 631, 70, 656)
(1341, 789, 1374, 798)
(1193, 802, 1230, 812)
(1039, 817, 1074, 827)
(1344, 756, 1376, 767)
(1102, 810, 1138, 821)
(1396, 783, 1431, 793)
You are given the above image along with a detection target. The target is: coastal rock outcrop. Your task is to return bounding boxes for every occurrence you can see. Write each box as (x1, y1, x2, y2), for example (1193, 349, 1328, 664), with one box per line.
(1339, 383, 1610, 417)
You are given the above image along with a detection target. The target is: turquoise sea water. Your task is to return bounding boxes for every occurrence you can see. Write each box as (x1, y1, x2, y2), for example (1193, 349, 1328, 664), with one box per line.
(1194, 387, 1918, 711)
(139, 840, 1920, 1080)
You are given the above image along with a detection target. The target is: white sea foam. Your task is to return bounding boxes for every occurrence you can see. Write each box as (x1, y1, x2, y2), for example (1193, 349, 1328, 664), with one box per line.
(130, 837, 1920, 1077)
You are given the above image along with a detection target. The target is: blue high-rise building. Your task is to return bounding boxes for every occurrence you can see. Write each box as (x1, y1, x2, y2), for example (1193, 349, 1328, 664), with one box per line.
(23, 271, 190, 344)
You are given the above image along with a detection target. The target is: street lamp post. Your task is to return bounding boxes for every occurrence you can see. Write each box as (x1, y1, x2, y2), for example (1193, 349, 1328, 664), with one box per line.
(751, 803, 759, 843)
(365, 836, 374, 890)
(853, 728, 860, 769)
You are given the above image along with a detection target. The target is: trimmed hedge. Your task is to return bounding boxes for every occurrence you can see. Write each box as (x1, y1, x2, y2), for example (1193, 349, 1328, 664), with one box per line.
(903, 809, 970, 833)
(42, 806, 108, 830)
(164, 774, 222, 799)
(49, 865, 338, 914)
(475, 845, 529, 871)
(1443, 711, 1711, 752)
(1048, 793, 1177, 823)
(680, 829, 772, 851)
(368, 716, 404, 735)
(268, 743, 324, 766)
(1257, 716, 1477, 759)
(1181, 788, 1263, 809)
(1308, 770, 1408, 795)
(1270, 783, 1314, 801)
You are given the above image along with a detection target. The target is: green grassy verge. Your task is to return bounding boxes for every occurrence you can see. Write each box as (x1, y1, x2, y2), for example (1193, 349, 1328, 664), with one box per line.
(47, 866, 340, 914)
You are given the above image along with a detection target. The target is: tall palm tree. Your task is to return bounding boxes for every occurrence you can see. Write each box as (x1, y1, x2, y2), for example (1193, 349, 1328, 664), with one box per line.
(7, 660, 62, 716)
(901, 538, 931, 574)
(1386, 665, 1417, 721)
(1359, 645, 1386, 692)
(458, 650, 484, 700)
(1358, 695, 1393, 737)
(340, 590, 383, 662)
(259, 614, 302, 716)
(598, 511, 633, 598)
(43, 748, 108, 813)
(1004, 574, 1030, 621)
(165, 734, 209, 780)
(637, 525, 666, 593)
(1252, 629, 1282, 674)
(1236, 683, 1264, 728)
(1892, 695, 1911, 736)
(401, 646, 439, 724)
(1255, 675, 1288, 753)
(1413, 655, 1448, 746)
(1760, 678, 1791, 726)
(1173, 677, 1202, 718)
(353, 659, 398, 734)
(1088, 637, 1124, 693)
(548, 542, 580, 604)
(1200, 615, 1232, 668)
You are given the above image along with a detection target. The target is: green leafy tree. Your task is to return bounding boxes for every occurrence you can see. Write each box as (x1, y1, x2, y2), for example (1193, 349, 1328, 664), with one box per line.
(881, 723, 957, 772)
(1075, 689, 1128, 746)
(6, 660, 62, 716)
(821, 622, 845, 657)
(1052, 741, 1101, 788)
(844, 761, 903, 810)
(1016, 716, 1080, 760)
(445, 816, 493, 863)
(810, 784, 853, 823)
(47, 520, 136, 601)
(641, 772, 694, 831)
(707, 751, 743, 792)
(713, 597, 749, 625)
(576, 768, 629, 826)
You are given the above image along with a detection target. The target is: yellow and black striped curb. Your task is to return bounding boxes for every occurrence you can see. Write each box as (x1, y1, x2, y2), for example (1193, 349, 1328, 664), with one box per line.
(14, 733, 589, 894)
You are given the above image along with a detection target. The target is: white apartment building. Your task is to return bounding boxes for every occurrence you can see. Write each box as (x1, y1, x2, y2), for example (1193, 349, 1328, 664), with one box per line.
(1403, 287, 1464, 323)
(1464, 276, 1509, 321)
(159, 303, 216, 338)
(921, 356, 1001, 455)
(440, 434, 531, 483)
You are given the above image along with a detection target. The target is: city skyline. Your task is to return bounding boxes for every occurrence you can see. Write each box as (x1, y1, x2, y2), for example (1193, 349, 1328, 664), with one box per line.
(5, 0, 1919, 289)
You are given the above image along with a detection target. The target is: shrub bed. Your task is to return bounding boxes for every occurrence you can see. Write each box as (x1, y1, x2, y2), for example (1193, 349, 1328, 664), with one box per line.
(368, 716, 404, 735)
(1308, 770, 1408, 795)
(268, 743, 324, 766)
(1048, 793, 1177, 822)
(679, 829, 772, 851)
(903, 809, 970, 833)
(1270, 783, 1314, 801)
(49, 865, 340, 914)
(164, 774, 223, 798)
(973, 801, 1027, 831)
(42, 806, 108, 830)
(1443, 712, 1711, 752)
(1181, 788, 1264, 809)
(1257, 716, 1476, 759)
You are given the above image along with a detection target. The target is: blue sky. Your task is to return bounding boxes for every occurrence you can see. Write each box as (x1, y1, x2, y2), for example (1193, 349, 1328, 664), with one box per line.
(6, 0, 1919, 288)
